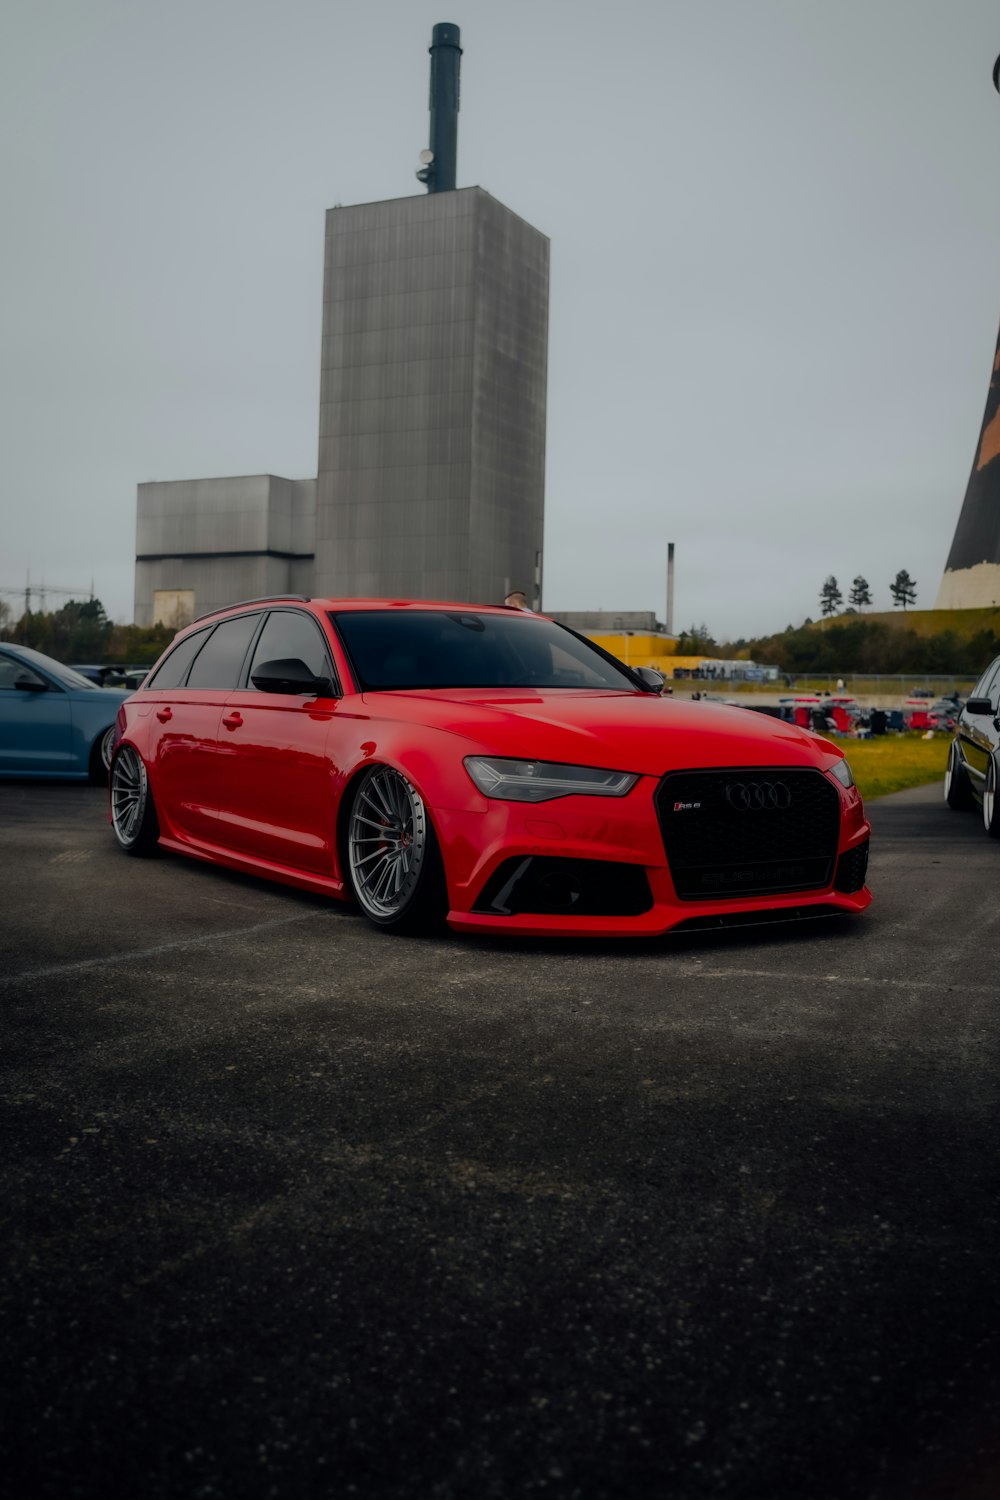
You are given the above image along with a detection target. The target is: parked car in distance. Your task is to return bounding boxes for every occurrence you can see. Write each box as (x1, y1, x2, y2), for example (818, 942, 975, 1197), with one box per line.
(0, 644, 131, 782)
(944, 654, 1000, 836)
(925, 700, 960, 731)
(109, 595, 873, 939)
(903, 696, 956, 731)
(72, 664, 149, 690)
(72, 663, 121, 685)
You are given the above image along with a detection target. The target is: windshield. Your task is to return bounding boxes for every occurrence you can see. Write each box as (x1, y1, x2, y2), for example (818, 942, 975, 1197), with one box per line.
(331, 610, 639, 692)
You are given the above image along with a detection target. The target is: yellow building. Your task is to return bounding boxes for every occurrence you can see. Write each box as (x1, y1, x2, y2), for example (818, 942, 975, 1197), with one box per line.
(587, 633, 711, 679)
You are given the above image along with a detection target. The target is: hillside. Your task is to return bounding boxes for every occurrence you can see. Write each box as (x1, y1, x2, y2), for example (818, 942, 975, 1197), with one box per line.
(742, 605, 1000, 675)
(814, 607, 1000, 639)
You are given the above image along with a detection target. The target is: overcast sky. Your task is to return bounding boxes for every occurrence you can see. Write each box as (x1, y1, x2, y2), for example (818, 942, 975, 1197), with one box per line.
(2, 0, 999, 639)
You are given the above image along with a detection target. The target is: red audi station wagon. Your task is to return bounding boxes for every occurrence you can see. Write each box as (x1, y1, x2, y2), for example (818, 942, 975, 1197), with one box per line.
(109, 596, 872, 937)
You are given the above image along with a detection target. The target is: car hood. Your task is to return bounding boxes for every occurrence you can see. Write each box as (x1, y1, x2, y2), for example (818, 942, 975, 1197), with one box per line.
(360, 689, 841, 775)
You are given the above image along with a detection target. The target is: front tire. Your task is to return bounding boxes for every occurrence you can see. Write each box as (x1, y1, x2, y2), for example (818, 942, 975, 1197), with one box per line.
(944, 740, 974, 810)
(89, 725, 116, 785)
(346, 765, 446, 934)
(110, 745, 160, 856)
(984, 755, 1000, 839)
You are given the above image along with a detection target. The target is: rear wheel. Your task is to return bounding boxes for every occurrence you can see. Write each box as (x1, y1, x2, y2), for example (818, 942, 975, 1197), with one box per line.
(984, 756, 1000, 839)
(346, 765, 446, 934)
(110, 745, 160, 856)
(944, 740, 973, 810)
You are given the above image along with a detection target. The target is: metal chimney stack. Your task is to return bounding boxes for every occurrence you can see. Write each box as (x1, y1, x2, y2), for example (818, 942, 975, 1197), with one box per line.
(666, 542, 675, 635)
(417, 23, 462, 193)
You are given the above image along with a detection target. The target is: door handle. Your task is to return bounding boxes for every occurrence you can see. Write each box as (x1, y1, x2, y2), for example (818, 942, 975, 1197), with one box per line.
(156, 707, 172, 723)
(222, 712, 243, 730)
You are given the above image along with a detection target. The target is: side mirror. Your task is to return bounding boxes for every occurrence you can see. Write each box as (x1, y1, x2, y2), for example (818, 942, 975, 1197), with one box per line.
(14, 677, 48, 693)
(964, 697, 994, 716)
(250, 658, 335, 697)
(633, 666, 665, 693)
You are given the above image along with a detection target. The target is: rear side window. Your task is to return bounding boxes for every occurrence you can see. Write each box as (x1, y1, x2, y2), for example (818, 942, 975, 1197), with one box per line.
(248, 611, 335, 688)
(186, 614, 262, 690)
(146, 627, 213, 690)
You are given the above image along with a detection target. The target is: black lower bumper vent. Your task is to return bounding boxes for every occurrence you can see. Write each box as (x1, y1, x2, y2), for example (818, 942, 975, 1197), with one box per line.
(834, 839, 869, 893)
(473, 857, 653, 917)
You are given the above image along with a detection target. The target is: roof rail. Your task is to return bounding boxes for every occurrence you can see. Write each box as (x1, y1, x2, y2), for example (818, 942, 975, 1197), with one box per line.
(191, 595, 312, 624)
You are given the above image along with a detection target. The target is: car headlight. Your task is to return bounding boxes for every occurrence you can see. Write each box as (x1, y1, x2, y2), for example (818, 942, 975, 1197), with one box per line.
(464, 756, 639, 803)
(827, 757, 855, 790)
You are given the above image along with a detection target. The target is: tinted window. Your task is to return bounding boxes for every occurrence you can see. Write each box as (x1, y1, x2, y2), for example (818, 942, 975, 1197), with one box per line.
(972, 658, 1000, 705)
(0, 646, 94, 690)
(147, 627, 213, 690)
(186, 614, 262, 690)
(331, 610, 636, 692)
(0, 653, 49, 691)
(248, 611, 335, 688)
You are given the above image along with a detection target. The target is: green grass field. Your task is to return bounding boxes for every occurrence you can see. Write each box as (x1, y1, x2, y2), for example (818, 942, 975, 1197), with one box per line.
(822, 732, 950, 800)
(818, 606, 1000, 638)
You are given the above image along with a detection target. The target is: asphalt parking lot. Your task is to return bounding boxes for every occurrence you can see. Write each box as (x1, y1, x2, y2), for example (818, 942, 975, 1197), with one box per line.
(1, 781, 998, 1500)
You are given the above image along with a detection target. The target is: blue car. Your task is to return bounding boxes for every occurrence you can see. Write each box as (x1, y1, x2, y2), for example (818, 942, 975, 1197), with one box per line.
(0, 643, 131, 782)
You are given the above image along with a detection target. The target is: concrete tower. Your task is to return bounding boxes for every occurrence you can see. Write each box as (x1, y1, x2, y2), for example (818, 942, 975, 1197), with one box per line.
(313, 187, 548, 605)
(935, 320, 1000, 609)
(314, 24, 548, 605)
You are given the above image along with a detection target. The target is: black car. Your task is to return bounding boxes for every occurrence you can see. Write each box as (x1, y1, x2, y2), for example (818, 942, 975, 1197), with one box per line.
(945, 655, 1000, 836)
(71, 664, 148, 690)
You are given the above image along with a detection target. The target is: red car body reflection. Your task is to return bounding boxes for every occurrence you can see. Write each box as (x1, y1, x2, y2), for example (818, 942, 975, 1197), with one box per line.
(110, 598, 872, 938)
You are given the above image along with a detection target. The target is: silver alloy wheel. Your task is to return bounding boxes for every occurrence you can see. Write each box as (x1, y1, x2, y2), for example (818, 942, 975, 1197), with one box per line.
(111, 745, 149, 848)
(99, 725, 116, 772)
(348, 767, 428, 920)
(985, 757, 998, 835)
(943, 742, 956, 802)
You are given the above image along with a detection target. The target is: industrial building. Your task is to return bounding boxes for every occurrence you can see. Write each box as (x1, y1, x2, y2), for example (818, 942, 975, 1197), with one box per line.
(134, 25, 548, 627)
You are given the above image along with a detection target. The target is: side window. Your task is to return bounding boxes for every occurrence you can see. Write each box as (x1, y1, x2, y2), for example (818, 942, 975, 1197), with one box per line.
(971, 666, 990, 698)
(0, 654, 48, 691)
(186, 614, 262, 690)
(147, 627, 213, 690)
(247, 611, 336, 690)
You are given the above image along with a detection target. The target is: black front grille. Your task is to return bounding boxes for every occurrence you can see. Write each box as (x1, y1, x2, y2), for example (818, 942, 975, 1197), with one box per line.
(835, 839, 869, 893)
(654, 768, 841, 901)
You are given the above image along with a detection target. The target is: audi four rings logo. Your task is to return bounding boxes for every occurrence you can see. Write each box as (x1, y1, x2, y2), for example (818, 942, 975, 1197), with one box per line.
(724, 780, 791, 811)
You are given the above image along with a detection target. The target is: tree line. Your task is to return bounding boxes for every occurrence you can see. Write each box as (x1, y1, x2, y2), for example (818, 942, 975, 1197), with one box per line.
(0, 597, 173, 666)
(741, 616, 1000, 675)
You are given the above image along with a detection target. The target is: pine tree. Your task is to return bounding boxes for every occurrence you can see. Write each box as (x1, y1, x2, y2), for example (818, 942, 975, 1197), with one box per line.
(819, 576, 843, 618)
(848, 576, 872, 612)
(889, 570, 917, 610)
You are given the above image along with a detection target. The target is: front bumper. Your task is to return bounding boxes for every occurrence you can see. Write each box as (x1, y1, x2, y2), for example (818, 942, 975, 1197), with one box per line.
(433, 771, 871, 938)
